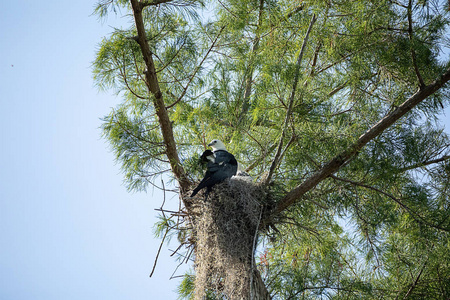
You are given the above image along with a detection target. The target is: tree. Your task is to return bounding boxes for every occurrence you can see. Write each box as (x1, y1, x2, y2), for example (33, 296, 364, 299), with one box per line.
(93, 0, 450, 298)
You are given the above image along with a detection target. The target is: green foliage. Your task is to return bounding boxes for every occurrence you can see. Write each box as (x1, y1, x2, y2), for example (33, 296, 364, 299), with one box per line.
(177, 273, 195, 299)
(94, 0, 450, 298)
(101, 105, 167, 191)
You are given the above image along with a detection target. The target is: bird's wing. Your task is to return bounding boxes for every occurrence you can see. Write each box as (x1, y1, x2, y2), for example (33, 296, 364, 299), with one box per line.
(211, 150, 238, 179)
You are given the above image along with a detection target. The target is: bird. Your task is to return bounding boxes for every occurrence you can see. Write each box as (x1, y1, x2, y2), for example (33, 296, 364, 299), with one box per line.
(190, 139, 238, 199)
(200, 149, 215, 163)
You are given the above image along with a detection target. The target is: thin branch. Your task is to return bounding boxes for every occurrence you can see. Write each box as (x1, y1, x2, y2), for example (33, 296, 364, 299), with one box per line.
(143, 176, 179, 192)
(314, 38, 389, 77)
(407, 0, 425, 88)
(249, 205, 264, 299)
(169, 246, 194, 280)
(155, 37, 188, 73)
(436, 265, 448, 299)
(331, 175, 449, 232)
(264, 14, 317, 185)
(118, 53, 148, 99)
(111, 110, 161, 159)
(237, 0, 264, 124)
(328, 81, 349, 98)
(154, 207, 183, 215)
(131, 50, 148, 93)
(217, 0, 238, 19)
(245, 144, 277, 173)
(160, 179, 167, 217)
(397, 155, 450, 173)
(149, 225, 169, 277)
(403, 260, 427, 299)
(169, 241, 188, 257)
(285, 3, 304, 19)
(308, 42, 322, 78)
(166, 26, 225, 109)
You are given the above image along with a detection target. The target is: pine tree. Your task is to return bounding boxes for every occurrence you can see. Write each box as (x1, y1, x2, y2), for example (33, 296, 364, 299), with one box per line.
(93, 0, 450, 298)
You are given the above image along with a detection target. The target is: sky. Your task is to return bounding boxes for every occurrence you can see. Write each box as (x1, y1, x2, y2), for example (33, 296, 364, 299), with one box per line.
(0, 1, 188, 299)
(0, 1, 449, 300)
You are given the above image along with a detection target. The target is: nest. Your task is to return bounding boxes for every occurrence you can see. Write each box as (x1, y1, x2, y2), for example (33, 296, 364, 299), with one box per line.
(189, 176, 267, 300)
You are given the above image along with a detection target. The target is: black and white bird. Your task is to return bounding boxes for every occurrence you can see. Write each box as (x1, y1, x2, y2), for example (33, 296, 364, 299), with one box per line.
(190, 139, 238, 198)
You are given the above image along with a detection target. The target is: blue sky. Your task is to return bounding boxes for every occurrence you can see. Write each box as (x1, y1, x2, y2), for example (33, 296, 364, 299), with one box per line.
(0, 1, 188, 299)
(0, 1, 449, 300)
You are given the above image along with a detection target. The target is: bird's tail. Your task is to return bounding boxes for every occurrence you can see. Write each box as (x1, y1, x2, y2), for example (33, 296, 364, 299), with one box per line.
(190, 187, 200, 197)
(203, 186, 212, 201)
(190, 185, 211, 199)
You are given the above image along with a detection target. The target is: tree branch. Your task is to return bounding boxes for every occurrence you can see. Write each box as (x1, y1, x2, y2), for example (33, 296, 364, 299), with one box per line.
(330, 175, 449, 232)
(118, 53, 148, 99)
(264, 13, 317, 185)
(407, 0, 425, 88)
(130, 0, 190, 193)
(251, 266, 272, 299)
(403, 260, 427, 299)
(270, 66, 450, 217)
(397, 155, 450, 173)
(166, 26, 225, 109)
(140, 0, 173, 9)
(237, 0, 264, 125)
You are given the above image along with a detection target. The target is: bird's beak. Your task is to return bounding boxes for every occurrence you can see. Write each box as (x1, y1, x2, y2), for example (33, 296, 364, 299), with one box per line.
(208, 142, 213, 147)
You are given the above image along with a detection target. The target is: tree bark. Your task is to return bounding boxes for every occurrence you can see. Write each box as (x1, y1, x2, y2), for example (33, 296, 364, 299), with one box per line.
(251, 267, 272, 299)
(130, 0, 190, 193)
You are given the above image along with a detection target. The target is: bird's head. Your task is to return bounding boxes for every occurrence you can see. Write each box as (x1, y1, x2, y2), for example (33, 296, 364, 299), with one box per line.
(208, 139, 227, 151)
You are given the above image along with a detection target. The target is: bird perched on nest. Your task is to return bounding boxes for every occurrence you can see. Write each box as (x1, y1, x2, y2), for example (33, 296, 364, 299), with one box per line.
(190, 139, 238, 199)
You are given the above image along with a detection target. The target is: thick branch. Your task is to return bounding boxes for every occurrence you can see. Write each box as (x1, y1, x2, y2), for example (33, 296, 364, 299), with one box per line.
(251, 267, 272, 299)
(130, 0, 190, 192)
(271, 66, 450, 216)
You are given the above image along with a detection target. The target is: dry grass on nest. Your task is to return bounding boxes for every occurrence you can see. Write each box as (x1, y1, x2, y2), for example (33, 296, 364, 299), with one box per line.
(190, 176, 267, 300)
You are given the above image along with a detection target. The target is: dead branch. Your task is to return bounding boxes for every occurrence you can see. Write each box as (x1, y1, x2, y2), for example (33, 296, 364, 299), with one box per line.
(149, 225, 169, 277)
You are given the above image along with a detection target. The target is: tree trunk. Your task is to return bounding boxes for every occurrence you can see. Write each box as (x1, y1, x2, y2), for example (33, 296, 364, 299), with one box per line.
(190, 177, 272, 299)
(251, 267, 272, 300)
